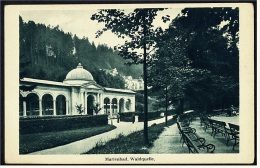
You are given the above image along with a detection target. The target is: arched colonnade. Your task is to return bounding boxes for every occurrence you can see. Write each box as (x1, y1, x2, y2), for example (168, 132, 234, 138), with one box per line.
(20, 91, 134, 117)
(19, 92, 69, 117)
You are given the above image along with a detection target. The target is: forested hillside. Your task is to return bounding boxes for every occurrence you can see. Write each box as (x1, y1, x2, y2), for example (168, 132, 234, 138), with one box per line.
(19, 16, 142, 88)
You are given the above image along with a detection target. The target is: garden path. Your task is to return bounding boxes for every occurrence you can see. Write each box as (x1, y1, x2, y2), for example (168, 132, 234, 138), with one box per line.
(30, 116, 168, 155)
(149, 116, 239, 154)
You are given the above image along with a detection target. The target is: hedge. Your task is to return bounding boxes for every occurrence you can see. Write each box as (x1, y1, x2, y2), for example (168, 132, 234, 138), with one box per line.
(137, 111, 162, 122)
(119, 111, 163, 122)
(118, 112, 134, 122)
(20, 114, 108, 134)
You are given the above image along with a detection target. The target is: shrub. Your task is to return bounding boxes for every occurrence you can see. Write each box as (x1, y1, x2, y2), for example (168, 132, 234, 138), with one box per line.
(20, 114, 108, 134)
(137, 111, 162, 122)
(118, 112, 135, 122)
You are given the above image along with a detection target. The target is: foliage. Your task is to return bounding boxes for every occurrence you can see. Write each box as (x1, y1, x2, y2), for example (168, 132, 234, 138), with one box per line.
(148, 8, 239, 113)
(91, 8, 170, 143)
(19, 16, 141, 88)
(137, 111, 162, 122)
(91, 9, 170, 65)
(93, 103, 102, 115)
(90, 69, 125, 89)
(85, 117, 177, 154)
(19, 114, 108, 134)
(75, 103, 84, 114)
(19, 125, 116, 154)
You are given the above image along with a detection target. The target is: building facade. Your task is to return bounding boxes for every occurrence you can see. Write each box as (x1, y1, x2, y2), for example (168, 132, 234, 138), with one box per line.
(19, 63, 135, 117)
(123, 76, 144, 91)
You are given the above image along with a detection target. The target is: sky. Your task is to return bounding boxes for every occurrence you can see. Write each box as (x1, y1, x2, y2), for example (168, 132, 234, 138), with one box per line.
(20, 8, 183, 48)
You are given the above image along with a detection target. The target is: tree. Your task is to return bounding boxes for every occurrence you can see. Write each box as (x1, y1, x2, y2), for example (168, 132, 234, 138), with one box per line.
(91, 8, 170, 144)
(149, 8, 239, 114)
(19, 15, 143, 88)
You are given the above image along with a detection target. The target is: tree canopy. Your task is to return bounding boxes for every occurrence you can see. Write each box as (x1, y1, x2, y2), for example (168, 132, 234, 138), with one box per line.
(91, 8, 171, 144)
(148, 8, 239, 113)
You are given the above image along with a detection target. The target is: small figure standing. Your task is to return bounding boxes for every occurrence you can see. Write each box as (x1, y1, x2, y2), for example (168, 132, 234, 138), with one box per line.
(131, 114, 135, 124)
(230, 105, 237, 116)
(228, 105, 234, 117)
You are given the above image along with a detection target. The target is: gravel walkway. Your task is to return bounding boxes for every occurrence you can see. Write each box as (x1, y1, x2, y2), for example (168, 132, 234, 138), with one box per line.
(149, 116, 239, 154)
(30, 117, 168, 155)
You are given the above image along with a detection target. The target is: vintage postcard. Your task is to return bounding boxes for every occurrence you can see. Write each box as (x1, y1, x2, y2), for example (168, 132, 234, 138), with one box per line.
(4, 2, 255, 165)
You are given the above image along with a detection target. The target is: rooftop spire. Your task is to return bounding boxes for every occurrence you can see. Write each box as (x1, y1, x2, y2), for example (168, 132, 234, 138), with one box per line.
(77, 63, 83, 69)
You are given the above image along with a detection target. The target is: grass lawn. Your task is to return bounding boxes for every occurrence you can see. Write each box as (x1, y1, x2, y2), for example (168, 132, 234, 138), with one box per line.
(20, 125, 116, 154)
(85, 118, 177, 154)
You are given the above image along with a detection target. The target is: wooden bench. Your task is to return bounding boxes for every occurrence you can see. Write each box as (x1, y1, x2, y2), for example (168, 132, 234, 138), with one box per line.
(182, 133, 215, 153)
(177, 122, 215, 153)
(177, 122, 195, 146)
(208, 118, 227, 138)
(227, 123, 239, 150)
(199, 116, 211, 131)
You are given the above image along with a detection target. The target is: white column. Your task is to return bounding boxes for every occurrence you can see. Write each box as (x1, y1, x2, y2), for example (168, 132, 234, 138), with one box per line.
(71, 88, 75, 115)
(81, 92, 84, 109)
(117, 98, 119, 113)
(85, 92, 88, 115)
(130, 102, 132, 112)
(23, 101, 26, 116)
(83, 92, 88, 114)
(109, 98, 112, 116)
(131, 97, 135, 112)
(100, 93, 103, 114)
(97, 93, 100, 105)
(39, 99, 42, 116)
(66, 100, 69, 115)
(53, 100, 56, 116)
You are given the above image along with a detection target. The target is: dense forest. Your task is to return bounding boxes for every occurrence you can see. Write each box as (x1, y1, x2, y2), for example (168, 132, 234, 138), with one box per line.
(19, 16, 142, 89)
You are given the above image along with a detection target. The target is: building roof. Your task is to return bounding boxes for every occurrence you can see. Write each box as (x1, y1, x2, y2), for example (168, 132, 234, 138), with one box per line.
(20, 78, 135, 94)
(104, 87, 136, 94)
(64, 63, 94, 82)
(21, 78, 70, 87)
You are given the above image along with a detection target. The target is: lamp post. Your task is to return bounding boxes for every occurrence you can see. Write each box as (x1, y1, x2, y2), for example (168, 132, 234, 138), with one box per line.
(142, 14, 149, 144)
(165, 85, 168, 127)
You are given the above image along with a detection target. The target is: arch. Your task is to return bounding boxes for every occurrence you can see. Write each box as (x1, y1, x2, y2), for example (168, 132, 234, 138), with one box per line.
(40, 92, 55, 100)
(56, 95, 66, 115)
(112, 98, 117, 114)
(125, 99, 131, 111)
(103, 97, 110, 114)
(26, 93, 39, 116)
(42, 94, 53, 115)
(24, 91, 40, 99)
(87, 95, 95, 115)
(119, 98, 125, 113)
(55, 93, 68, 101)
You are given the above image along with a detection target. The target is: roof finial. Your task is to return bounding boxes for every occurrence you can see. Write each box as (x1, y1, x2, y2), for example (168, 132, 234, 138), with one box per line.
(77, 63, 83, 68)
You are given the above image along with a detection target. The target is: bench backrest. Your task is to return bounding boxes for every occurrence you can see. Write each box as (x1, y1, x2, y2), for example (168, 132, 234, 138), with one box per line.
(228, 123, 239, 134)
(176, 122, 182, 132)
(182, 133, 199, 153)
(208, 118, 226, 127)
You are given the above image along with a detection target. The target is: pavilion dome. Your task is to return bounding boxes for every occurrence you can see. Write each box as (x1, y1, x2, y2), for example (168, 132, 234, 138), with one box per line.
(64, 63, 94, 85)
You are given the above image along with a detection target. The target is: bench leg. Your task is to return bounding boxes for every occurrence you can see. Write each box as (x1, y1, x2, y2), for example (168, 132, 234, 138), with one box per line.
(233, 139, 239, 151)
(226, 134, 230, 145)
(211, 128, 214, 136)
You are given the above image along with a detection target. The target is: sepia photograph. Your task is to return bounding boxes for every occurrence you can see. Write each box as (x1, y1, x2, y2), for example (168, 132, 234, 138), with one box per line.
(3, 2, 255, 165)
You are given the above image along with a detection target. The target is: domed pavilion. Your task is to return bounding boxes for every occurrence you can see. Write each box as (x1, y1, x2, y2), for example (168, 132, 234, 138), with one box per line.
(19, 63, 135, 117)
